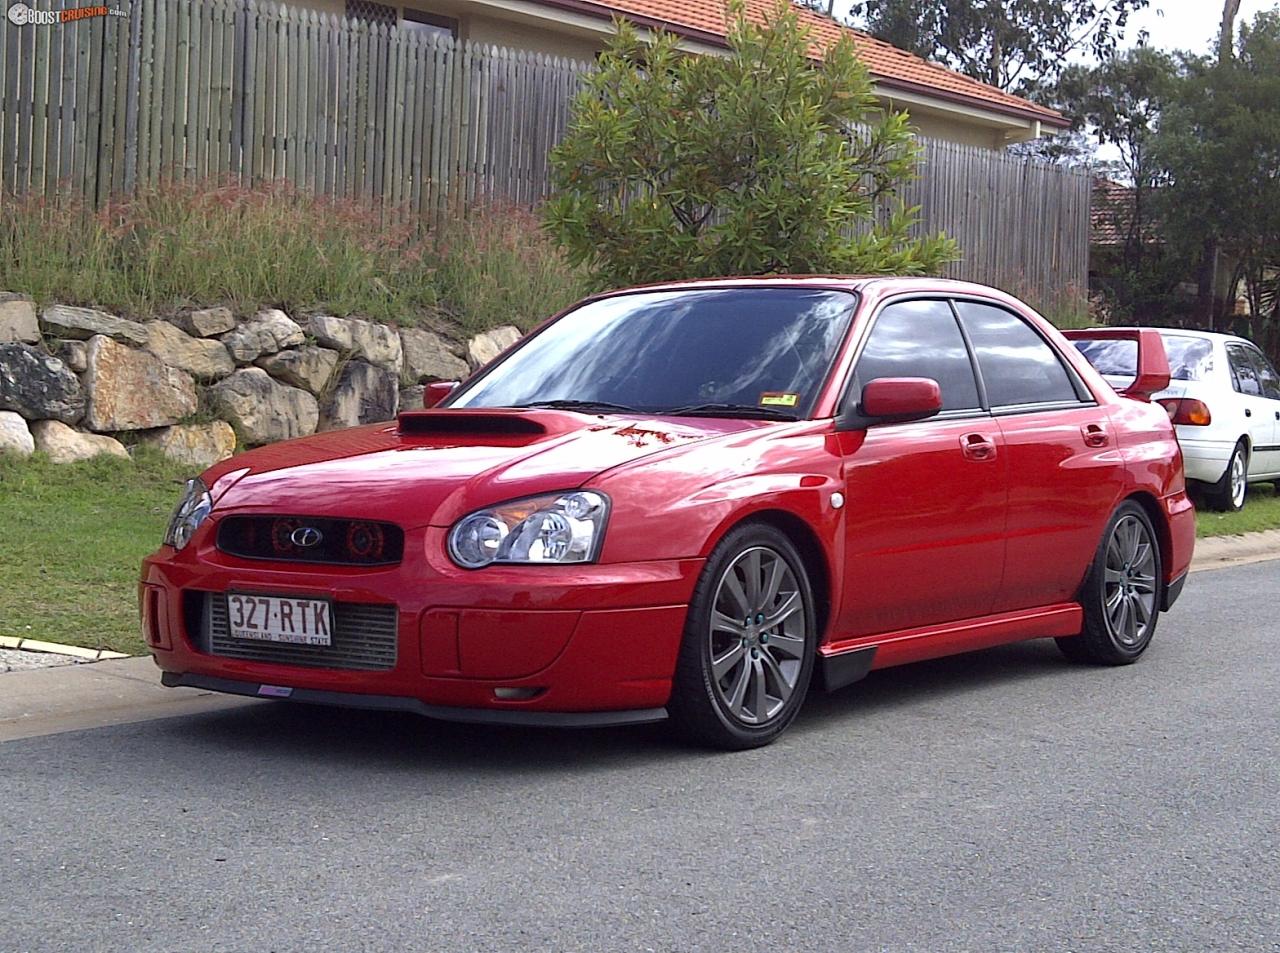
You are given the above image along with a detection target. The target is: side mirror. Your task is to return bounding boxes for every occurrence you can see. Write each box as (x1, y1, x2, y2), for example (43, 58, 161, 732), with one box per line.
(859, 377, 943, 422)
(423, 381, 459, 409)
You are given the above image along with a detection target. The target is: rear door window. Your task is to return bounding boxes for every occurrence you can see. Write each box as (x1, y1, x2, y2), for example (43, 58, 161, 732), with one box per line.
(1244, 347, 1280, 401)
(1227, 344, 1263, 396)
(853, 299, 981, 412)
(954, 302, 1081, 408)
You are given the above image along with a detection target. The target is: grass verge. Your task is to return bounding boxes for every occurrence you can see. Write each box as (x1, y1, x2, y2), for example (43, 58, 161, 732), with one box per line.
(1195, 481, 1280, 537)
(0, 450, 190, 656)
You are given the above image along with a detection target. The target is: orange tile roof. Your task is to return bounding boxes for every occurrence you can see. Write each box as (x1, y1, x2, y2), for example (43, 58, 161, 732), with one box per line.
(542, 0, 1067, 128)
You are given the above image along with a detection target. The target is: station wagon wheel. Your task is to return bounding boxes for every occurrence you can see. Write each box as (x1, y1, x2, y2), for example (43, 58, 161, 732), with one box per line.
(1057, 500, 1163, 666)
(667, 524, 816, 750)
(1203, 442, 1248, 512)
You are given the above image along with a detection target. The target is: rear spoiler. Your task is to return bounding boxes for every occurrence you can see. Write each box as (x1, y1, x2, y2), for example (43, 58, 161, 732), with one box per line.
(1062, 328, 1171, 401)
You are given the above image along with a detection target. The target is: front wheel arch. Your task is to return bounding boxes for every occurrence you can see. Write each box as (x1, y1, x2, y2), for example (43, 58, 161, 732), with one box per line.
(725, 509, 833, 647)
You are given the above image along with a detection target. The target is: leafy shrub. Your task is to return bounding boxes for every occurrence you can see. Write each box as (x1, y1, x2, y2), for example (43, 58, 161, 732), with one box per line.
(545, 1, 958, 287)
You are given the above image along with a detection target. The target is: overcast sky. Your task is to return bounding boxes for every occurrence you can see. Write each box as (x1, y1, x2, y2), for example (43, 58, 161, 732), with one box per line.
(834, 0, 1280, 58)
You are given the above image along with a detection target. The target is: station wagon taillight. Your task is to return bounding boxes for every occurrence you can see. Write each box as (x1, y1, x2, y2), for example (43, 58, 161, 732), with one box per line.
(1158, 398, 1212, 426)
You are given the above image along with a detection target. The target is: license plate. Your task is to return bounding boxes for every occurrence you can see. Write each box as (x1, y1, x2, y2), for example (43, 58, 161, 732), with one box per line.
(226, 593, 333, 646)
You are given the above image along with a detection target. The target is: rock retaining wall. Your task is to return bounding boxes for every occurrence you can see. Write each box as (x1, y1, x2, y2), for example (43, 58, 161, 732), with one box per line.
(0, 293, 519, 469)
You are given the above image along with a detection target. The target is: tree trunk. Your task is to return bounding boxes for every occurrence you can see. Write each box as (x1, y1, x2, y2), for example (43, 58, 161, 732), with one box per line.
(1221, 0, 1243, 62)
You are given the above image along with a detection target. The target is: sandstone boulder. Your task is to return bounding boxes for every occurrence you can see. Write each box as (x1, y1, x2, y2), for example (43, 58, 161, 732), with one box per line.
(148, 321, 234, 381)
(169, 307, 236, 338)
(139, 421, 237, 469)
(0, 294, 39, 344)
(319, 361, 398, 431)
(31, 419, 129, 463)
(0, 343, 86, 424)
(40, 305, 148, 347)
(0, 411, 34, 456)
(220, 309, 304, 364)
(257, 346, 339, 395)
(207, 368, 318, 446)
(309, 315, 403, 372)
(466, 325, 522, 370)
(146, 320, 235, 381)
(401, 328, 468, 383)
(84, 335, 198, 432)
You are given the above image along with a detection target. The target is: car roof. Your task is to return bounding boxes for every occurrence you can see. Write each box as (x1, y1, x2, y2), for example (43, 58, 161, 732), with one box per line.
(600, 275, 1028, 300)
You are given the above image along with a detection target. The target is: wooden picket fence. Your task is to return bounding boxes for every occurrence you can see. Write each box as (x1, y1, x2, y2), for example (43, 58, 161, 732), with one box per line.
(0, 0, 1090, 311)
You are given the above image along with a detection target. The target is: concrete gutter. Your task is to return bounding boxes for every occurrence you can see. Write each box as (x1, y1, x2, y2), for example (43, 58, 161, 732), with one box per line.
(0, 656, 250, 743)
(1189, 529, 1280, 573)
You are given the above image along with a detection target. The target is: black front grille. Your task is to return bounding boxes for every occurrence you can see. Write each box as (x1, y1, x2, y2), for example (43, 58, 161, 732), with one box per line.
(196, 592, 398, 671)
(217, 516, 404, 566)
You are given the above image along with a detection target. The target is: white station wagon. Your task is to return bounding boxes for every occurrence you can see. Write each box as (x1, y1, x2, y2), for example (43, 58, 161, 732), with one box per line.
(1070, 328, 1280, 511)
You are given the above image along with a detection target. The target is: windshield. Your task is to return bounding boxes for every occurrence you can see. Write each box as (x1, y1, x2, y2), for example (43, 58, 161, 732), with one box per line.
(1072, 334, 1214, 382)
(449, 288, 858, 418)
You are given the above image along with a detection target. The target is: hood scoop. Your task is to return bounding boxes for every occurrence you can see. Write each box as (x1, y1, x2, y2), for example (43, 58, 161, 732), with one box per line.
(397, 409, 564, 437)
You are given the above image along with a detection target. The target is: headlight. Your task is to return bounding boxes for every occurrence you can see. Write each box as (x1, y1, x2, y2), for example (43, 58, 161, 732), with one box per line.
(448, 491, 610, 569)
(164, 478, 213, 551)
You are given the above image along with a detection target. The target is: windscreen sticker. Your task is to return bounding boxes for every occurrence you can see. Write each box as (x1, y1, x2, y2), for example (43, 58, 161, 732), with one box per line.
(759, 392, 800, 408)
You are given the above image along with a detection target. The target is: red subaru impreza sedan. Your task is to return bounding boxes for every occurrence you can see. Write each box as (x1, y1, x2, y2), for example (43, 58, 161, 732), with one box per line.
(142, 277, 1195, 749)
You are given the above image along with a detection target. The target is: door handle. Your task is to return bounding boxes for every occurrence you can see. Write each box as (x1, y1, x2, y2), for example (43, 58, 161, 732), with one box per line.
(960, 432, 997, 461)
(1081, 423, 1109, 448)
(1245, 408, 1252, 417)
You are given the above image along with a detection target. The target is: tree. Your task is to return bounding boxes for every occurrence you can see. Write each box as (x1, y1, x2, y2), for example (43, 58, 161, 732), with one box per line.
(543, 2, 957, 288)
(1153, 11, 1280, 348)
(1047, 47, 1182, 321)
(849, 0, 1149, 97)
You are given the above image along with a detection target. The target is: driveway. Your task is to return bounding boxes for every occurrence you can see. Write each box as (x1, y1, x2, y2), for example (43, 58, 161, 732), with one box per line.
(1, 560, 1277, 952)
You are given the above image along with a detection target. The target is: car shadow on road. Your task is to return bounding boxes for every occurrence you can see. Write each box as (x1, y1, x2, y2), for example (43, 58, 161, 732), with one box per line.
(165, 637, 1076, 773)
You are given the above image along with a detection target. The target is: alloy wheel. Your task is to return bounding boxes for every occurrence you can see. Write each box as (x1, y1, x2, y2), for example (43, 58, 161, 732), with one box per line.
(707, 546, 808, 726)
(1102, 514, 1158, 648)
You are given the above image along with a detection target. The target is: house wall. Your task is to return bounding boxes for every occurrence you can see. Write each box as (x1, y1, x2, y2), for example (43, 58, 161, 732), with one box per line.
(289, 0, 1039, 149)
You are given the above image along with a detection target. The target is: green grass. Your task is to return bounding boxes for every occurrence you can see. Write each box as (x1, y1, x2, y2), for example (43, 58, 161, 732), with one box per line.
(0, 450, 191, 655)
(1196, 481, 1280, 537)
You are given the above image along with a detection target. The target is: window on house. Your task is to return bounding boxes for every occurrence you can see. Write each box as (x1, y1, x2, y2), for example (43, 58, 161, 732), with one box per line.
(403, 8, 458, 40)
(345, 0, 397, 27)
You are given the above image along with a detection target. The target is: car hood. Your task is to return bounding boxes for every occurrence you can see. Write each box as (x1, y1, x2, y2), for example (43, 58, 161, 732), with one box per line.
(201, 409, 765, 529)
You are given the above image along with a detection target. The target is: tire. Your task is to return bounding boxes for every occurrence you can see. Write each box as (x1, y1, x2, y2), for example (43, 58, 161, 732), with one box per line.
(667, 523, 817, 750)
(1056, 500, 1163, 665)
(1203, 441, 1248, 512)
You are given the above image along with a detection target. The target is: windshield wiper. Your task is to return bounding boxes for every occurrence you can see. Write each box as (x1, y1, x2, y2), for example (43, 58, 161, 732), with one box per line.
(663, 402, 799, 420)
(515, 399, 640, 414)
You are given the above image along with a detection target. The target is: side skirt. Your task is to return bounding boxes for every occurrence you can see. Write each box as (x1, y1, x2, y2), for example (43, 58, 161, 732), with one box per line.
(819, 603, 1084, 678)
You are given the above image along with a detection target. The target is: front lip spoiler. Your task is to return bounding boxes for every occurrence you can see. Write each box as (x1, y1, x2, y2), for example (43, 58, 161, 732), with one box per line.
(161, 671, 669, 728)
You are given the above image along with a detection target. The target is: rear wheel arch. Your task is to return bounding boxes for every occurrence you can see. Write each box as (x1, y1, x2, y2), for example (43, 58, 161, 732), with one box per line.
(1125, 490, 1173, 589)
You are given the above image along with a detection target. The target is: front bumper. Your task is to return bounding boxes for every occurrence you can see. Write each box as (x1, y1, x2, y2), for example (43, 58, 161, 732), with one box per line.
(141, 522, 702, 716)
(160, 671, 668, 727)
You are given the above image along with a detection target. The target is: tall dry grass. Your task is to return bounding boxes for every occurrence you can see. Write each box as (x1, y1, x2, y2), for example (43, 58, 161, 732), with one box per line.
(0, 181, 596, 333)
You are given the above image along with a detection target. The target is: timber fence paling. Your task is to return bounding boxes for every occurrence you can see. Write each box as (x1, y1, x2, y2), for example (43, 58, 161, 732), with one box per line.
(0, 1, 1089, 308)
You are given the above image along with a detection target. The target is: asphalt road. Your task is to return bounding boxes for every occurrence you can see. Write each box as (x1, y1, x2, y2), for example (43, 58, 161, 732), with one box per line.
(2, 561, 1278, 953)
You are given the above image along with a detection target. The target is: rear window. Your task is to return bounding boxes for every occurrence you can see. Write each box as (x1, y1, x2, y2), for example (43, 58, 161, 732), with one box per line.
(1072, 334, 1213, 382)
